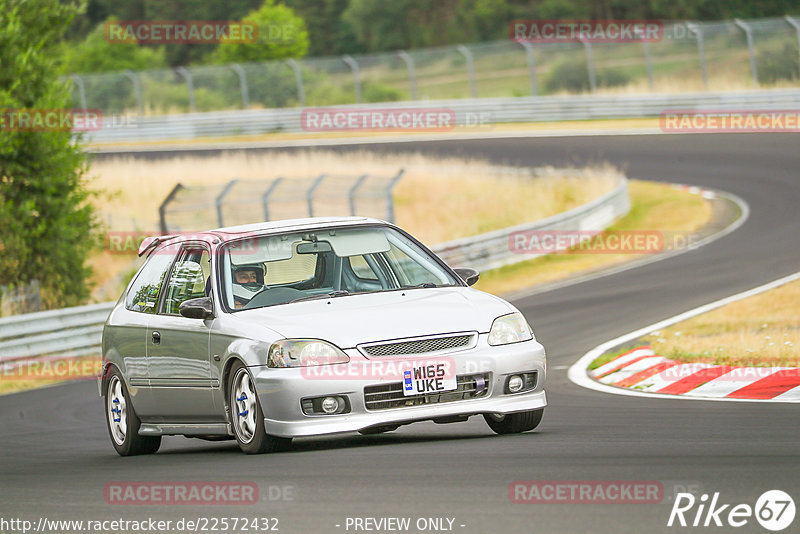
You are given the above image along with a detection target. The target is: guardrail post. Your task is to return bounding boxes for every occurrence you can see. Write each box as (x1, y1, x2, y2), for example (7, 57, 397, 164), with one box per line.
(70, 75, 87, 111)
(397, 51, 418, 100)
(123, 70, 143, 116)
(215, 179, 239, 227)
(175, 67, 196, 112)
(230, 63, 250, 109)
(642, 41, 654, 91)
(159, 184, 184, 234)
(520, 42, 539, 96)
(261, 177, 284, 222)
(307, 174, 327, 217)
(348, 174, 369, 215)
(687, 23, 708, 90)
(456, 45, 477, 98)
(285, 59, 305, 107)
(786, 16, 800, 74)
(579, 39, 597, 93)
(385, 169, 405, 223)
(342, 55, 362, 104)
(734, 19, 759, 86)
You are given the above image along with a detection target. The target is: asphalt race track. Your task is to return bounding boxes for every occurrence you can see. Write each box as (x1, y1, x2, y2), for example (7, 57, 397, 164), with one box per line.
(2, 134, 799, 533)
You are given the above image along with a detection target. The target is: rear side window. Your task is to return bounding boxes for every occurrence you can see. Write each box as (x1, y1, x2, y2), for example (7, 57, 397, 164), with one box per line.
(125, 248, 176, 313)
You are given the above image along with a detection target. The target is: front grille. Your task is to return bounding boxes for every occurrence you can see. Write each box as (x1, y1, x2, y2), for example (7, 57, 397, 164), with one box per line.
(364, 373, 491, 411)
(360, 333, 475, 357)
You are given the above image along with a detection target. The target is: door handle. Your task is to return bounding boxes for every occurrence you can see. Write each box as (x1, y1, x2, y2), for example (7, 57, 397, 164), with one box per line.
(151, 331, 161, 345)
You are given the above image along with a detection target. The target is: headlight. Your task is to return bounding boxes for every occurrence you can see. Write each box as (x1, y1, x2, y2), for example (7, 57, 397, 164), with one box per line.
(267, 339, 350, 368)
(488, 313, 533, 346)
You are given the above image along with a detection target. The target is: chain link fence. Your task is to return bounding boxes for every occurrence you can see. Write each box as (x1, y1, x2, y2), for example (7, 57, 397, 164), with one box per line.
(67, 16, 800, 117)
(159, 170, 405, 233)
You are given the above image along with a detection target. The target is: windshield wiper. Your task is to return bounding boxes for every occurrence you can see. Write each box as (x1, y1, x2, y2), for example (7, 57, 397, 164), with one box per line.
(290, 290, 350, 303)
(402, 282, 439, 289)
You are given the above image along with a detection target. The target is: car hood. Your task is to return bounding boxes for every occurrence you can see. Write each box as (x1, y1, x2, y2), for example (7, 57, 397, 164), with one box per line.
(234, 287, 515, 349)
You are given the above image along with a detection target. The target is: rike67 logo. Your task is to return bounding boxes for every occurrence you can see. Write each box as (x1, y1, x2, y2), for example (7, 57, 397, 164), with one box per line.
(668, 490, 795, 531)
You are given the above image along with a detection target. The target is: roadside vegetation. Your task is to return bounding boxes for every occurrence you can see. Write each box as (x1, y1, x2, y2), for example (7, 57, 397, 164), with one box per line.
(474, 180, 712, 295)
(62, 1, 800, 67)
(0, 0, 99, 310)
(590, 278, 800, 370)
(642, 279, 800, 367)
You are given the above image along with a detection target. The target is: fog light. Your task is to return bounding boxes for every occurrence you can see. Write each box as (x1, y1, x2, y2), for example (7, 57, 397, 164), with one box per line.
(321, 396, 340, 414)
(507, 375, 524, 393)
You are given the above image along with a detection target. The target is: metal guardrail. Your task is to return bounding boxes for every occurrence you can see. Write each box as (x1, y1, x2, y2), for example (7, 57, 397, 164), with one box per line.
(0, 302, 114, 363)
(0, 170, 628, 362)
(85, 88, 800, 144)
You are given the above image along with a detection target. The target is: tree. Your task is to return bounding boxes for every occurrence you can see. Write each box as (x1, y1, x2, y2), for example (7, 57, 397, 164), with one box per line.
(212, 0, 309, 64)
(0, 0, 98, 308)
(60, 16, 167, 74)
(285, 0, 358, 55)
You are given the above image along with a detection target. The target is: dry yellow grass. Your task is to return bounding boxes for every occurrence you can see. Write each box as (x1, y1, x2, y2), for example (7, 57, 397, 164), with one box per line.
(644, 279, 800, 367)
(86, 151, 619, 299)
(85, 153, 715, 306)
(474, 180, 712, 295)
(88, 151, 618, 240)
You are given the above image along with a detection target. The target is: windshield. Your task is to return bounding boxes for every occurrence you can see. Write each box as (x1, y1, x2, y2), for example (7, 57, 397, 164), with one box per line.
(220, 226, 460, 311)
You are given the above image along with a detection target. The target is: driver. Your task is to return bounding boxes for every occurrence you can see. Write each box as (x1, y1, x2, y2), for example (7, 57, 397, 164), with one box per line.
(232, 264, 265, 309)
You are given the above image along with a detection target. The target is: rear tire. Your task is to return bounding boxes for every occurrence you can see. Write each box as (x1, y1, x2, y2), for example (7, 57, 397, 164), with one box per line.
(105, 368, 161, 456)
(229, 362, 291, 454)
(483, 408, 544, 435)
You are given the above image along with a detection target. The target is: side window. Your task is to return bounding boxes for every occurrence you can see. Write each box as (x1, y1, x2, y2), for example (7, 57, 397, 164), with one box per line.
(125, 249, 176, 314)
(347, 255, 379, 281)
(384, 244, 435, 285)
(163, 247, 211, 315)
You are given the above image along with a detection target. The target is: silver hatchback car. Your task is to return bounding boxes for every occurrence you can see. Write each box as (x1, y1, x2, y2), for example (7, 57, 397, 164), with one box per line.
(100, 217, 547, 455)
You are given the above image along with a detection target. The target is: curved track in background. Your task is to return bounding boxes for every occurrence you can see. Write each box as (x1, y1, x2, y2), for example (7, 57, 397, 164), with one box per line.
(3, 134, 800, 533)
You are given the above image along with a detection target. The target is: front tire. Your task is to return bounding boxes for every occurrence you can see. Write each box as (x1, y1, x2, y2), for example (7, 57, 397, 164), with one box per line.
(105, 369, 161, 456)
(229, 362, 291, 454)
(483, 408, 544, 435)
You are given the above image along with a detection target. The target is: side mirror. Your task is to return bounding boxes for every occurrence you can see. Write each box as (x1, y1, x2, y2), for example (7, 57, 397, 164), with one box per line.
(454, 267, 480, 286)
(179, 297, 214, 319)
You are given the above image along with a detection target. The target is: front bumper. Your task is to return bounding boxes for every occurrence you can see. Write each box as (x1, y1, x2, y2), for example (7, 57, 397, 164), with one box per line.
(251, 336, 546, 438)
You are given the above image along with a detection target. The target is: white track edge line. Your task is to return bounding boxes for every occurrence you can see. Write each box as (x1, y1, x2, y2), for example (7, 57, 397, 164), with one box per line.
(567, 269, 800, 403)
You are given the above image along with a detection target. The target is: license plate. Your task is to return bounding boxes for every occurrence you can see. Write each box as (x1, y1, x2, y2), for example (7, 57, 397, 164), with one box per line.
(403, 363, 457, 396)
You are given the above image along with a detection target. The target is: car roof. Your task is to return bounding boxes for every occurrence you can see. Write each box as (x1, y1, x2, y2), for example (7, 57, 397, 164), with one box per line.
(138, 216, 389, 256)
(208, 216, 385, 235)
